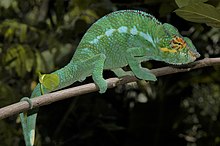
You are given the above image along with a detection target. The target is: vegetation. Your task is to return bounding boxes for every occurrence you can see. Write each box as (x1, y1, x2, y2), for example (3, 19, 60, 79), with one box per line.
(0, 0, 220, 145)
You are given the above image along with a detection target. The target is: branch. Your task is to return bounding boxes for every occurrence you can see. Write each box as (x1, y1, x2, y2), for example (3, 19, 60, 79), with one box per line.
(0, 58, 220, 119)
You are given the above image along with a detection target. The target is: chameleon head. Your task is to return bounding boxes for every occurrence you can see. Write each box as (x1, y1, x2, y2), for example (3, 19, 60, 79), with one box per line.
(158, 23, 200, 65)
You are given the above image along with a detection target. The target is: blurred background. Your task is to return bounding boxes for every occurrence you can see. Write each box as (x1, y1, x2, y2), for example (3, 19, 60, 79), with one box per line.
(0, 0, 220, 145)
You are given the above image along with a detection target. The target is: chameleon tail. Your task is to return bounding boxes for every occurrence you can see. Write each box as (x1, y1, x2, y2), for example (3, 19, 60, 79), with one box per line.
(20, 112, 37, 146)
(20, 112, 31, 146)
(20, 84, 42, 146)
(20, 63, 79, 146)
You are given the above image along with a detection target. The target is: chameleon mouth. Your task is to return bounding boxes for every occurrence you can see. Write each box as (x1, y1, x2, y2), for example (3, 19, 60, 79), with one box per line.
(189, 50, 200, 60)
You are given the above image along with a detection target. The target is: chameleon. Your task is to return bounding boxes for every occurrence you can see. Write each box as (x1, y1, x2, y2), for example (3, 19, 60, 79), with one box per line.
(19, 10, 200, 146)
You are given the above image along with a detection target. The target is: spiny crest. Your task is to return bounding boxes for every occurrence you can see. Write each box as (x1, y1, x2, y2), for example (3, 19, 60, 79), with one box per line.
(105, 10, 161, 25)
(79, 9, 162, 48)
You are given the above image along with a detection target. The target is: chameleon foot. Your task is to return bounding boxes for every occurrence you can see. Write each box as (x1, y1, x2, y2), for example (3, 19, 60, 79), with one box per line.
(111, 68, 134, 77)
(20, 97, 33, 109)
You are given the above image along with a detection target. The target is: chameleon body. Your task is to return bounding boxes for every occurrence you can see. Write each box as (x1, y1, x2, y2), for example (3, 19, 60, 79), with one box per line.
(20, 10, 200, 146)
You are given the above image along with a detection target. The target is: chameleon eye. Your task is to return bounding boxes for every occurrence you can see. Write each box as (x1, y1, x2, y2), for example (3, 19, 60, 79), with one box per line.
(171, 36, 186, 50)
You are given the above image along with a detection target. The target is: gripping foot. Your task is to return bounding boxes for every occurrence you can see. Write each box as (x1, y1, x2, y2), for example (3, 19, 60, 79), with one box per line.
(20, 97, 33, 109)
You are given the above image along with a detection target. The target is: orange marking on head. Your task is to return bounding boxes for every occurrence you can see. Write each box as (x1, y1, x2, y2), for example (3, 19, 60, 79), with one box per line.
(171, 36, 186, 50)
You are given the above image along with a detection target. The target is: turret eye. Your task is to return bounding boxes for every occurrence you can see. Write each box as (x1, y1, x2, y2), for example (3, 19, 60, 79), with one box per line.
(171, 36, 186, 50)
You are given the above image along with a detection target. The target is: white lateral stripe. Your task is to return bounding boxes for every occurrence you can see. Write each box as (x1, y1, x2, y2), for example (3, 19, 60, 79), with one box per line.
(105, 29, 115, 36)
(90, 38, 99, 44)
(118, 26, 128, 33)
(81, 48, 93, 53)
(139, 32, 154, 43)
(89, 25, 156, 45)
(130, 26, 138, 35)
(97, 35, 104, 39)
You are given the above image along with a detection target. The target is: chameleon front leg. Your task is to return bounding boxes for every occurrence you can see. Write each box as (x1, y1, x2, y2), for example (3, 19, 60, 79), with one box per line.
(126, 47, 157, 81)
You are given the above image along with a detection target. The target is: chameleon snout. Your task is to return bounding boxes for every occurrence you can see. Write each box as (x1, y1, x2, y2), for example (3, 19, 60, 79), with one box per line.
(189, 50, 200, 60)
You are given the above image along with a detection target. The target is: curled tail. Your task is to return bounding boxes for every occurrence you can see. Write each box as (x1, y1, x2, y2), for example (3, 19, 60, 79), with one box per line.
(20, 84, 42, 146)
(20, 112, 37, 146)
(20, 63, 79, 146)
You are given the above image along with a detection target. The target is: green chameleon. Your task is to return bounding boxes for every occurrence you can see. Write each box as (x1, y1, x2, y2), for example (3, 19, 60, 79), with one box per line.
(20, 10, 200, 146)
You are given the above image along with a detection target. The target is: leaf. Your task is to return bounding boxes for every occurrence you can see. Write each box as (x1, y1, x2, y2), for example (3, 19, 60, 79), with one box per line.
(0, 0, 14, 9)
(16, 45, 26, 77)
(19, 24, 27, 42)
(0, 82, 15, 107)
(35, 50, 47, 73)
(175, 3, 220, 28)
(4, 28, 14, 42)
(25, 46, 34, 72)
(82, 9, 99, 24)
(159, 2, 176, 17)
(3, 45, 35, 77)
(3, 45, 25, 77)
(39, 73, 60, 91)
(175, 0, 208, 8)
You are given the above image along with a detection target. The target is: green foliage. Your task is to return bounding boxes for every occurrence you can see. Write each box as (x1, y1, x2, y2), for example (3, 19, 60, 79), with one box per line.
(175, 0, 208, 8)
(0, 0, 15, 9)
(3, 44, 34, 77)
(175, 0, 220, 28)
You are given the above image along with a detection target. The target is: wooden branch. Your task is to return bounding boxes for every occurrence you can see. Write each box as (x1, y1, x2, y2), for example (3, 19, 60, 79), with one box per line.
(0, 58, 220, 119)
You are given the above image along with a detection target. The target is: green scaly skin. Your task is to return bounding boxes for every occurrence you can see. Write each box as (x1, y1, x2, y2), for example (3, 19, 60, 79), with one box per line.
(20, 10, 200, 146)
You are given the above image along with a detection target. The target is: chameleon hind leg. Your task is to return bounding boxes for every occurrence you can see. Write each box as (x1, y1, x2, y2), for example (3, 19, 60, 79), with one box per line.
(79, 53, 107, 93)
(92, 54, 107, 93)
(111, 68, 134, 77)
(126, 47, 157, 81)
